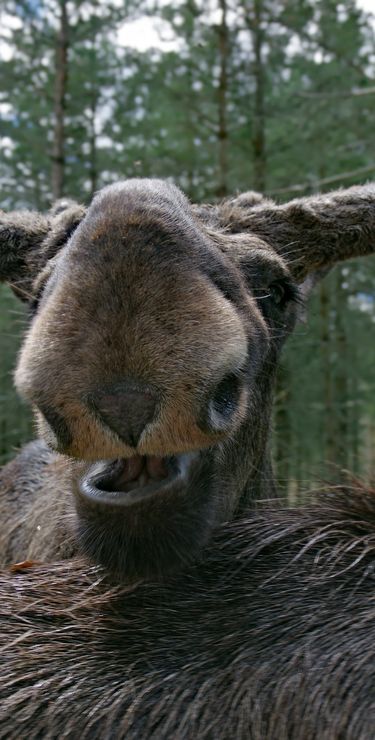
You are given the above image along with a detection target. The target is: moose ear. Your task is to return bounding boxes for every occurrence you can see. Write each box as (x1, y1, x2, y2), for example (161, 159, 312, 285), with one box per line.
(219, 184, 375, 283)
(0, 200, 85, 301)
(0, 209, 50, 286)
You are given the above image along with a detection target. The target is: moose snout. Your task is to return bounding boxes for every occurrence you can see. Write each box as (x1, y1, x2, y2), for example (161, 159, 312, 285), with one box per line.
(88, 383, 159, 448)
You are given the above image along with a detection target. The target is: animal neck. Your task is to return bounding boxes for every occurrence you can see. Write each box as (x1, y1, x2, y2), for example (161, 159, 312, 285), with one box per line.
(234, 366, 279, 513)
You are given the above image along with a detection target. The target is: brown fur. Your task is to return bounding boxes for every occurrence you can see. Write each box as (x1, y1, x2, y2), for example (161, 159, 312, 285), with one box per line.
(1, 181, 375, 736)
(0, 441, 75, 564)
(195, 184, 375, 279)
(0, 483, 375, 739)
(0, 180, 374, 580)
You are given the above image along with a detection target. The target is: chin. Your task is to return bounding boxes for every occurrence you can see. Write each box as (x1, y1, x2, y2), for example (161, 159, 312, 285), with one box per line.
(73, 451, 222, 580)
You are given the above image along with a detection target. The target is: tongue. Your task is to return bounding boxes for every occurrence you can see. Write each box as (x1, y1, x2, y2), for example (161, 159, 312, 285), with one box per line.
(146, 456, 169, 479)
(114, 455, 169, 490)
(119, 456, 144, 483)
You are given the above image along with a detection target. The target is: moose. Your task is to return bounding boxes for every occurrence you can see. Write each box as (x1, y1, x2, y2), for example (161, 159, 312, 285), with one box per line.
(0, 179, 374, 737)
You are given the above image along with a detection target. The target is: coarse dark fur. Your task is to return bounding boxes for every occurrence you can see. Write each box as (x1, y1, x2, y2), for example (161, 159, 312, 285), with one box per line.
(1, 482, 375, 739)
(0, 179, 374, 579)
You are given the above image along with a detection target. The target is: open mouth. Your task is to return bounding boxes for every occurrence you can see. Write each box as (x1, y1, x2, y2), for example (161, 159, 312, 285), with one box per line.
(75, 448, 213, 579)
(79, 452, 199, 507)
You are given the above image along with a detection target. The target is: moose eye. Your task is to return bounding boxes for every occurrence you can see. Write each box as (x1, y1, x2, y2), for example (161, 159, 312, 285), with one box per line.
(268, 279, 300, 309)
(269, 281, 286, 305)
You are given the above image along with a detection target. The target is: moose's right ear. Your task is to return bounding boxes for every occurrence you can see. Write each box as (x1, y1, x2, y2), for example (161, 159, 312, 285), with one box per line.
(0, 201, 85, 302)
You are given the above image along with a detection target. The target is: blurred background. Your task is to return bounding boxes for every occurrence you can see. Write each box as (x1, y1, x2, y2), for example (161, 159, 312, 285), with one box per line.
(0, 0, 374, 494)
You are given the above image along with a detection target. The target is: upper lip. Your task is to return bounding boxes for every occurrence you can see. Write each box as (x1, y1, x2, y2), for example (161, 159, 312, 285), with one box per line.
(79, 452, 199, 506)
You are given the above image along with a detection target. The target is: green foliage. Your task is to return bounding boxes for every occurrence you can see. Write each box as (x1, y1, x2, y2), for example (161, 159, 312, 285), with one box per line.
(0, 0, 374, 486)
(0, 286, 33, 463)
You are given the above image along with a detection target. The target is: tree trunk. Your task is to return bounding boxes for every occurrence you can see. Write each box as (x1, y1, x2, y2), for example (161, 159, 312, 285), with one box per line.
(88, 91, 98, 200)
(51, 0, 69, 200)
(182, 0, 200, 199)
(217, 0, 229, 198)
(251, 0, 266, 192)
(350, 379, 359, 474)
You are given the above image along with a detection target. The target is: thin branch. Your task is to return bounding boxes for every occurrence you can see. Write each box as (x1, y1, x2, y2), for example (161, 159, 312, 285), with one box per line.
(298, 87, 375, 100)
(268, 164, 375, 196)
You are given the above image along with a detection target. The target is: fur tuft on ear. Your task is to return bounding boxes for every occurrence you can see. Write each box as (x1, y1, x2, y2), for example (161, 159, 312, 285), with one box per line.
(0, 201, 85, 301)
(49, 198, 80, 216)
(193, 191, 273, 228)
(225, 191, 275, 209)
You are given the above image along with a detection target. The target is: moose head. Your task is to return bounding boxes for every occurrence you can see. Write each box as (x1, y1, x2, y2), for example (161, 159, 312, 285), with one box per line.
(1, 180, 374, 578)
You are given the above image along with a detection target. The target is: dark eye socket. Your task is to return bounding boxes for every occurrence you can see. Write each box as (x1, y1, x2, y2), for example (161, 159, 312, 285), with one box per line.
(268, 279, 300, 308)
(269, 281, 286, 305)
(253, 277, 301, 315)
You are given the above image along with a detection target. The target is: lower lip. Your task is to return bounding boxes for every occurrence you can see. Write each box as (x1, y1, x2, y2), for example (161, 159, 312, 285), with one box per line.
(79, 453, 198, 507)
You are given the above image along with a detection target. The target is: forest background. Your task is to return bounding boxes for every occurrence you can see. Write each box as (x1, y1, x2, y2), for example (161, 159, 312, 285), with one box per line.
(0, 0, 374, 496)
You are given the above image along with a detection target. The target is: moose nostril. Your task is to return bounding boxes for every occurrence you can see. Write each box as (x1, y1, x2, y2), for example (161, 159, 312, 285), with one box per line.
(89, 383, 158, 448)
(211, 373, 241, 421)
(199, 372, 242, 434)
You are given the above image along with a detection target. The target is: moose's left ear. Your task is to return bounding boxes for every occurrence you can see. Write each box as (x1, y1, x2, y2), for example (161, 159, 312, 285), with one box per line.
(0, 210, 50, 286)
(0, 200, 85, 301)
(219, 184, 375, 282)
